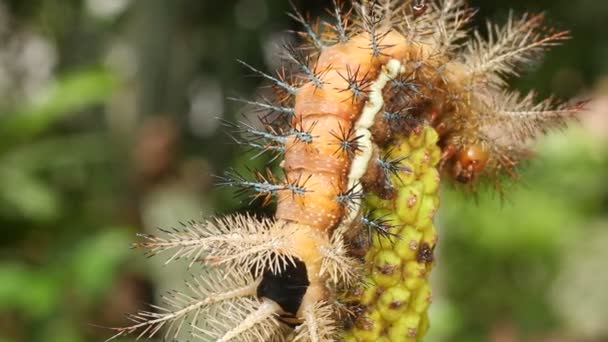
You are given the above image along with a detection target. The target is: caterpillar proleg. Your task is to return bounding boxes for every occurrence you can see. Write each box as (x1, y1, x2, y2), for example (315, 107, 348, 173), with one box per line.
(109, 1, 583, 341)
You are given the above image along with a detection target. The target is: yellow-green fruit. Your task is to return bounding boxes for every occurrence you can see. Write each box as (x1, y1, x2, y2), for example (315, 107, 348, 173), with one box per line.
(393, 227, 422, 260)
(395, 182, 424, 224)
(345, 126, 439, 342)
(377, 285, 411, 322)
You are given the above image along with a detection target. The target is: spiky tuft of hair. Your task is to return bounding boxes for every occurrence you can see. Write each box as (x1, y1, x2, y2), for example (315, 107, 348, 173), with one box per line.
(293, 301, 339, 342)
(107, 268, 260, 341)
(320, 229, 363, 287)
(133, 214, 298, 275)
(465, 12, 570, 85)
(194, 298, 287, 342)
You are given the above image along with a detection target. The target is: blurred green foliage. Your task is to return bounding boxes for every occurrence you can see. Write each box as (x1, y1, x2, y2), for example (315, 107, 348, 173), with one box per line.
(433, 129, 608, 341)
(0, 64, 131, 340)
(0, 1, 606, 341)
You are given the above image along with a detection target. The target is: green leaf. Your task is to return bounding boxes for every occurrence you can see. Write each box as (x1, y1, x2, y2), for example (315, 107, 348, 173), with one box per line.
(70, 227, 132, 301)
(0, 67, 116, 148)
(0, 262, 60, 318)
(0, 168, 61, 222)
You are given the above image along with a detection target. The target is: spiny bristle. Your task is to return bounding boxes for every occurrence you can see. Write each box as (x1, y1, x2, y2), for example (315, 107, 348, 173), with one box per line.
(337, 65, 374, 103)
(133, 214, 298, 275)
(358, 4, 393, 58)
(382, 105, 421, 132)
(289, 117, 318, 144)
(222, 119, 286, 145)
(465, 12, 570, 84)
(378, 150, 412, 184)
(388, 71, 420, 95)
(288, 0, 326, 50)
(329, 123, 364, 157)
(237, 59, 299, 95)
(327, 0, 351, 43)
(216, 168, 284, 205)
(382, 107, 413, 121)
(217, 168, 311, 205)
(447, 91, 586, 178)
(320, 231, 362, 287)
(361, 211, 400, 245)
(193, 298, 287, 342)
(225, 117, 320, 150)
(488, 90, 584, 141)
(228, 134, 285, 162)
(282, 43, 327, 89)
(228, 96, 295, 117)
(336, 182, 365, 209)
(107, 268, 258, 341)
(395, 0, 440, 40)
(283, 172, 314, 198)
(273, 66, 301, 104)
(293, 301, 339, 342)
(355, 0, 395, 31)
(428, 0, 473, 53)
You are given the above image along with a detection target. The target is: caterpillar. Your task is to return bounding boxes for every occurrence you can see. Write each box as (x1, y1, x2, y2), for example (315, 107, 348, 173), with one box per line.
(108, 1, 584, 341)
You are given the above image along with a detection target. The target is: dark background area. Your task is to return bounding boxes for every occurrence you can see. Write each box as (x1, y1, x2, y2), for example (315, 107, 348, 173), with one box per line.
(0, 1, 606, 341)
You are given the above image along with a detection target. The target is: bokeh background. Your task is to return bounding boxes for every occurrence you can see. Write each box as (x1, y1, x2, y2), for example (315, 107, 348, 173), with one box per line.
(0, 0, 606, 341)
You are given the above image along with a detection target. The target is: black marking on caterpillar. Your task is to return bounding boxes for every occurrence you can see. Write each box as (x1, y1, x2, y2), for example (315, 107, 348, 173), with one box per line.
(257, 257, 310, 315)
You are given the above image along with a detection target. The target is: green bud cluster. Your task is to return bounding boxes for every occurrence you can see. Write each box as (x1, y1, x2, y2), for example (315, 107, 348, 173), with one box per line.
(345, 126, 440, 342)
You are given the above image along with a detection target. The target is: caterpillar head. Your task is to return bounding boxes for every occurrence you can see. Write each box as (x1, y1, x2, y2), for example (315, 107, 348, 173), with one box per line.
(447, 144, 490, 183)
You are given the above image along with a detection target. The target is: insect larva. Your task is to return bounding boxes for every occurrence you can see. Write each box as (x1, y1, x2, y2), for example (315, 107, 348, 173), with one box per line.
(108, 1, 583, 341)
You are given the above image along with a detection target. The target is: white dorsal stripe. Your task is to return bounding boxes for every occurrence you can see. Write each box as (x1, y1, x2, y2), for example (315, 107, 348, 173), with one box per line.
(338, 59, 404, 231)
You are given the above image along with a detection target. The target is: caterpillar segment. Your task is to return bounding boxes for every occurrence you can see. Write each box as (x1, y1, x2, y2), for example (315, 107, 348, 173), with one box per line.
(110, 1, 583, 341)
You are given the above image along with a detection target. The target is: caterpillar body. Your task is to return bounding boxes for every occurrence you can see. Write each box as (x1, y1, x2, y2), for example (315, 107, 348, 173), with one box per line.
(109, 1, 583, 341)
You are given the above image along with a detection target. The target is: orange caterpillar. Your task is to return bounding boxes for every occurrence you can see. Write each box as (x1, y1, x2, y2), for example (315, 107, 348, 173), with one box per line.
(109, 1, 583, 341)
